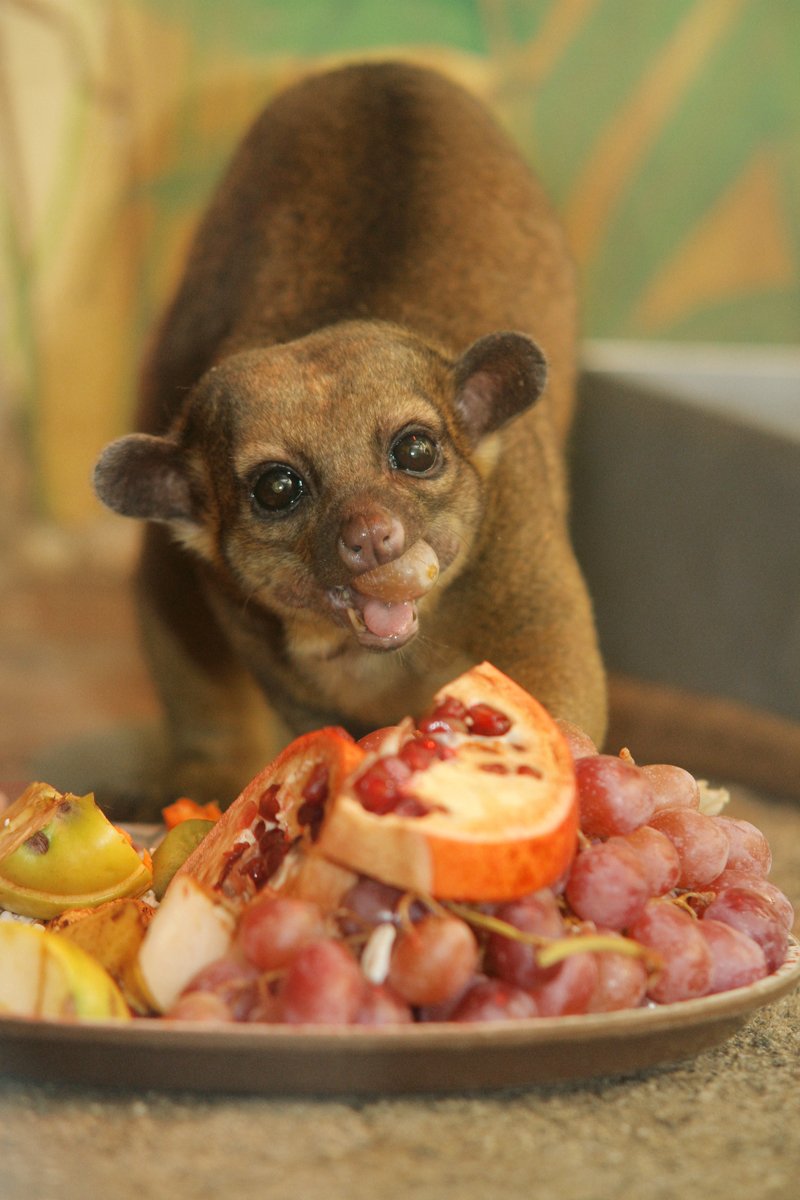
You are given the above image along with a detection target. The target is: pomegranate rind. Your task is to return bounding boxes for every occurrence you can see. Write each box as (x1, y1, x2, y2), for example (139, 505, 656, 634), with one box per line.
(315, 663, 579, 901)
(174, 728, 364, 905)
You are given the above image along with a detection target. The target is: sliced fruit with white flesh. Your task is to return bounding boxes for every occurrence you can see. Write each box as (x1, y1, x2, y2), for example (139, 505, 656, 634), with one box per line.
(0, 783, 153, 919)
(174, 728, 365, 910)
(0, 921, 131, 1020)
(315, 662, 579, 901)
(136, 875, 236, 1013)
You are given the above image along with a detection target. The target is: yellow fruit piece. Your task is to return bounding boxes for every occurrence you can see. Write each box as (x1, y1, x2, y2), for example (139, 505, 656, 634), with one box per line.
(50, 898, 156, 1014)
(0, 783, 153, 918)
(0, 921, 131, 1020)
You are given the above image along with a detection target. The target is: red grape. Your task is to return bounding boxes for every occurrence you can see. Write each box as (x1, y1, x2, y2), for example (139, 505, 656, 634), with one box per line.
(641, 764, 700, 811)
(703, 886, 789, 971)
(700, 918, 768, 993)
(575, 755, 655, 837)
(555, 719, 597, 760)
(565, 840, 650, 930)
(629, 900, 712, 1003)
(530, 948, 599, 1016)
(615, 826, 680, 896)
(338, 877, 406, 935)
(713, 816, 772, 877)
(355, 983, 414, 1025)
(648, 808, 730, 888)
(483, 891, 565, 990)
(708, 869, 794, 930)
(450, 978, 539, 1022)
(238, 894, 328, 970)
(587, 941, 649, 1012)
(279, 939, 363, 1024)
(388, 914, 479, 1006)
(180, 955, 262, 1020)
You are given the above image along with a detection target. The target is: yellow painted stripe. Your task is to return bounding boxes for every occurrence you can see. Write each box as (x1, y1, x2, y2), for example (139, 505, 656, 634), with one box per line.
(511, 0, 601, 86)
(563, 0, 748, 265)
(634, 149, 796, 332)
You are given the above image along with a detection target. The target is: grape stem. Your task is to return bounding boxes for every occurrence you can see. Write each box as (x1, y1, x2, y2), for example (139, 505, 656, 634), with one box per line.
(443, 900, 662, 973)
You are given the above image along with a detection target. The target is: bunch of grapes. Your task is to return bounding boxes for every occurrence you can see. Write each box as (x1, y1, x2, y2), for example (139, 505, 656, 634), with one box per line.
(166, 726, 794, 1026)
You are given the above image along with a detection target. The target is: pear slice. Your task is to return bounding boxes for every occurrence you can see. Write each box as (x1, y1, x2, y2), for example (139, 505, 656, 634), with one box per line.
(0, 921, 130, 1020)
(136, 875, 235, 1013)
(0, 783, 153, 918)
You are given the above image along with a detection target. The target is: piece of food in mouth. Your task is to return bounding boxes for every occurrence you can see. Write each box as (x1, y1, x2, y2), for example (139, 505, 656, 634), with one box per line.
(0, 921, 131, 1020)
(345, 538, 440, 641)
(315, 662, 579, 901)
(0, 783, 153, 919)
(352, 538, 439, 603)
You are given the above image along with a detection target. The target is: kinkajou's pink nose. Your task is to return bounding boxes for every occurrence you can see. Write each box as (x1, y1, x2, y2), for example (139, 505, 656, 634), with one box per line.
(338, 506, 405, 573)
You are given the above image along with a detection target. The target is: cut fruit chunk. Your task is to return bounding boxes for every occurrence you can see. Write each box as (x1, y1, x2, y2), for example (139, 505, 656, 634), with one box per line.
(151, 819, 216, 900)
(174, 728, 365, 909)
(50, 897, 156, 1014)
(315, 662, 579, 901)
(0, 921, 131, 1020)
(0, 783, 153, 918)
(136, 875, 236, 1013)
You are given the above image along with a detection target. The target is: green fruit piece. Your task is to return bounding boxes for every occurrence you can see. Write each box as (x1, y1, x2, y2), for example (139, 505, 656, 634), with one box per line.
(0, 782, 153, 919)
(0, 921, 131, 1020)
(151, 819, 215, 900)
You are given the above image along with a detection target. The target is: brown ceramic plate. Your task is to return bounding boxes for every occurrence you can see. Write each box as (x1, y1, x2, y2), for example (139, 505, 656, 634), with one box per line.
(0, 937, 797, 1095)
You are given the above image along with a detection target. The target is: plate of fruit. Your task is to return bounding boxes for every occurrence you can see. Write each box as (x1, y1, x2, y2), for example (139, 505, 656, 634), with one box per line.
(0, 663, 797, 1094)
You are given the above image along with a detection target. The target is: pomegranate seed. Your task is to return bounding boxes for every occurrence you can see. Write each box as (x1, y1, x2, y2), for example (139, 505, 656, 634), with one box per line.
(302, 762, 329, 806)
(354, 756, 413, 814)
(297, 800, 325, 841)
(245, 828, 289, 886)
(399, 739, 439, 773)
(259, 785, 280, 819)
(393, 796, 438, 818)
(466, 703, 512, 736)
(417, 695, 469, 736)
(217, 839, 249, 887)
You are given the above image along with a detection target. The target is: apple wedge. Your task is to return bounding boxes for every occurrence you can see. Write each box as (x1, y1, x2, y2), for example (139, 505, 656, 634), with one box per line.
(0, 783, 153, 919)
(315, 662, 579, 901)
(0, 921, 131, 1020)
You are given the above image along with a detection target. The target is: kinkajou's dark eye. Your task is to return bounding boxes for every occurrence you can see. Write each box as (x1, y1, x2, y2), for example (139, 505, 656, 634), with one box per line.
(389, 430, 441, 475)
(251, 464, 307, 513)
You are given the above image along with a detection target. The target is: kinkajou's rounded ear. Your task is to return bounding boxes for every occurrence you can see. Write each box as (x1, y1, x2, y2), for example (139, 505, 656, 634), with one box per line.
(453, 332, 548, 444)
(93, 433, 195, 523)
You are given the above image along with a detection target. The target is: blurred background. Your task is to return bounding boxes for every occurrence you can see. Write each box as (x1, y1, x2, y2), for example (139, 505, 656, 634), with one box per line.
(1, 0, 798, 791)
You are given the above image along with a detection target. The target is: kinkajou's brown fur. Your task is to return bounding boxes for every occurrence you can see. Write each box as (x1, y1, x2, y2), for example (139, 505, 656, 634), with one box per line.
(94, 61, 606, 808)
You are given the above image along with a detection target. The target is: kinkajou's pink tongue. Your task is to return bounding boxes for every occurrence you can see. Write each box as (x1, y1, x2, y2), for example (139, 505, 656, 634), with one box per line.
(360, 598, 416, 639)
(353, 540, 439, 603)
